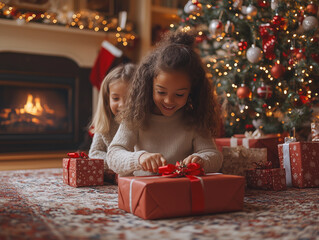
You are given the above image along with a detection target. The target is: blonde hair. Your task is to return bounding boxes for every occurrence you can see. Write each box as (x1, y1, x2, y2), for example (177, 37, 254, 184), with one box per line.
(90, 63, 136, 135)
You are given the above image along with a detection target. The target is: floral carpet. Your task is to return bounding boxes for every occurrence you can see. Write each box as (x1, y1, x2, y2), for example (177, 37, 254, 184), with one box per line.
(0, 168, 318, 240)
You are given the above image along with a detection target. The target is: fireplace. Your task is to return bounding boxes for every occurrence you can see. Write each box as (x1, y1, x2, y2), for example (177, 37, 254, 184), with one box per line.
(0, 52, 92, 153)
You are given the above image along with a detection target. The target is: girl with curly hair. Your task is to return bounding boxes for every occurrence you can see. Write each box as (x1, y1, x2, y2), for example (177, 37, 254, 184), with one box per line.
(107, 30, 223, 176)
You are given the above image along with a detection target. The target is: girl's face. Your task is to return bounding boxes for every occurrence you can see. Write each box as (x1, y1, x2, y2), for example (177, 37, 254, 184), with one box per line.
(109, 80, 129, 116)
(153, 71, 191, 117)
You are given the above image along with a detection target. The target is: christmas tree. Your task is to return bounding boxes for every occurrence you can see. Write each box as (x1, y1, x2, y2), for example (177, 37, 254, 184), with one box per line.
(177, 0, 319, 137)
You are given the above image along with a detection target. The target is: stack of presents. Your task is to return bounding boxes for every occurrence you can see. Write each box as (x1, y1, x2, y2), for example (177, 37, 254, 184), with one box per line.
(62, 122, 319, 220)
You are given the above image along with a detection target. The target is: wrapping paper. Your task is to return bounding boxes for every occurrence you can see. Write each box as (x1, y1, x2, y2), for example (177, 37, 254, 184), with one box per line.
(118, 174, 245, 220)
(221, 146, 267, 176)
(278, 142, 319, 188)
(215, 135, 283, 168)
(63, 157, 104, 187)
(245, 168, 286, 191)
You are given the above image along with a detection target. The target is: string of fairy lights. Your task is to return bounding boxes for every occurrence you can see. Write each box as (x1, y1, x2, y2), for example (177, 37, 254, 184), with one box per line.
(173, 0, 318, 131)
(0, 1, 136, 47)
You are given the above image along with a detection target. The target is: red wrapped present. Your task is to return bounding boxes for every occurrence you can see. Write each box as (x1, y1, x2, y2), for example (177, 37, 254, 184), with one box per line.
(245, 162, 286, 191)
(216, 133, 283, 168)
(118, 170, 245, 220)
(63, 152, 104, 187)
(278, 142, 319, 188)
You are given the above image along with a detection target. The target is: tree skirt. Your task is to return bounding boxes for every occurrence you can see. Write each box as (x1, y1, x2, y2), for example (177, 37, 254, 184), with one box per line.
(0, 168, 318, 240)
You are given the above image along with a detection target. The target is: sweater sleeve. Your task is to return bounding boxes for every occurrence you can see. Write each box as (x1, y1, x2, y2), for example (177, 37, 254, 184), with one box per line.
(88, 133, 109, 170)
(107, 123, 145, 176)
(191, 133, 223, 173)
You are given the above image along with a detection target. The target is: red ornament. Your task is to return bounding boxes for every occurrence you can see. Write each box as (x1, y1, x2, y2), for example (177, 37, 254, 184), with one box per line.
(238, 41, 248, 51)
(257, 85, 273, 99)
(258, 0, 269, 7)
(237, 84, 251, 99)
(306, 3, 318, 15)
(296, 51, 305, 60)
(271, 63, 285, 79)
(262, 103, 268, 108)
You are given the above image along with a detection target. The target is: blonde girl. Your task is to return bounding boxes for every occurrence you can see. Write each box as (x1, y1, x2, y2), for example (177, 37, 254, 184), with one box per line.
(107, 31, 223, 176)
(89, 63, 136, 173)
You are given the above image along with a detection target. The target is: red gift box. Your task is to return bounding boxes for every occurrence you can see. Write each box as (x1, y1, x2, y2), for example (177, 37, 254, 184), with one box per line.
(118, 174, 245, 220)
(215, 135, 283, 168)
(245, 168, 286, 191)
(278, 142, 319, 188)
(63, 152, 104, 187)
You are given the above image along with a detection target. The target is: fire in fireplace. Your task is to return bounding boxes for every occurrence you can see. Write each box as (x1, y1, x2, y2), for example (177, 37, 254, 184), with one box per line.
(0, 83, 71, 134)
(0, 72, 76, 152)
(0, 52, 92, 153)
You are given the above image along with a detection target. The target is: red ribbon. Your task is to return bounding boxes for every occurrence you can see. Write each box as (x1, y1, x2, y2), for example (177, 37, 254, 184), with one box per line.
(158, 162, 205, 215)
(65, 152, 88, 184)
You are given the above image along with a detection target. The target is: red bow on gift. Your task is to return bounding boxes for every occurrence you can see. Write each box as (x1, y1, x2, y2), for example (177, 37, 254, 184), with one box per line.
(158, 162, 204, 177)
(254, 161, 273, 169)
(67, 152, 88, 158)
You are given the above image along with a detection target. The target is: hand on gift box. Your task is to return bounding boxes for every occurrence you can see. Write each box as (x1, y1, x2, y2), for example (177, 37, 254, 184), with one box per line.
(139, 152, 167, 173)
(183, 155, 204, 167)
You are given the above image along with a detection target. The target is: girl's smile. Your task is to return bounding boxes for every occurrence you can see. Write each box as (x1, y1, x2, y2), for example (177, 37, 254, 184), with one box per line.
(152, 71, 191, 117)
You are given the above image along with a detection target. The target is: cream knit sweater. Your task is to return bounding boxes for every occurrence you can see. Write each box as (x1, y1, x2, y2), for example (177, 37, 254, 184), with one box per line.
(107, 111, 223, 176)
(88, 121, 119, 173)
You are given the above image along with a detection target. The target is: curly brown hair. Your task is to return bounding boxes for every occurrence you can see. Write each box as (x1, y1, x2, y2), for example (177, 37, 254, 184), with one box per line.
(122, 30, 220, 137)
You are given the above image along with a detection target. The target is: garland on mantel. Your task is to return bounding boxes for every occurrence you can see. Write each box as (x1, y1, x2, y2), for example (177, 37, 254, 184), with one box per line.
(0, 1, 136, 47)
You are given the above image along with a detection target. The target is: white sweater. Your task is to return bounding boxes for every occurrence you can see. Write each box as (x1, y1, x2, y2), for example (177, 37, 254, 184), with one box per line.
(88, 122, 119, 173)
(107, 111, 223, 176)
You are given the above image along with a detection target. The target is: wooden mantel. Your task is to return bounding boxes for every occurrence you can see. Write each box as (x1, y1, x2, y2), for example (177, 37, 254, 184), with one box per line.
(0, 18, 108, 68)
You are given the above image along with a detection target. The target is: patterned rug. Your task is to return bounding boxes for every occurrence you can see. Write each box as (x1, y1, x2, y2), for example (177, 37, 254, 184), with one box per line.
(0, 168, 318, 240)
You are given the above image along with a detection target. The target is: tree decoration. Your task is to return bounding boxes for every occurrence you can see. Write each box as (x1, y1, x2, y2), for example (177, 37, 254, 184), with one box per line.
(237, 84, 251, 99)
(184, 0, 201, 14)
(302, 16, 319, 31)
(257, 84, 273, 99)
(270, 0, 279, 10)
(306, 3, 318, 15)
(246, 4, 258, 17)
(233, 0, 243, 9)
(271, 63, 285, 79)
(238, 40, 248, 51)
(259, 23, 276, 60)
(209, 19, 224, 37)
(246, 44, 263, 63)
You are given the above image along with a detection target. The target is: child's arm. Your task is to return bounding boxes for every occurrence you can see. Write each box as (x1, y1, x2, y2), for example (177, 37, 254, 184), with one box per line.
(107, 123, 146, 176)
(89, 133, 108, 161)
(184, 133, 223, 173)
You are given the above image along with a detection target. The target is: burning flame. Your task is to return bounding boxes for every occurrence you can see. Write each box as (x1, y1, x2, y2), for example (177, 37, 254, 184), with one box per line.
(19, 94, 54, 116)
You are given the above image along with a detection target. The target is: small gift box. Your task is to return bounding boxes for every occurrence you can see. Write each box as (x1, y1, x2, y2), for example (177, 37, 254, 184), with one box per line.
(118, 163, 245, 220)
(221, 146, 267, 176)
(63, 152, 104, 187)
(278, 141, 319, 188)
(245, 162, 286, 191)
(215, 130, 283, 168)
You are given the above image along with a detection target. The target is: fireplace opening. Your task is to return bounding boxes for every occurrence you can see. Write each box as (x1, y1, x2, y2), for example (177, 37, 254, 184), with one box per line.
(0, 81, 72, 134)
(0, 52, 92, 153)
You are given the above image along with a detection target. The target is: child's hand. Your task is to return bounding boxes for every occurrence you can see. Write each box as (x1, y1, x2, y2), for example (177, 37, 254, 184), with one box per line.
(183, 155, 204, 166)
(138, 153, 167, 173)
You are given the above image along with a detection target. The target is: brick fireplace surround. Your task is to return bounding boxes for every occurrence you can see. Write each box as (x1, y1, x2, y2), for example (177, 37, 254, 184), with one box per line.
(0, 18, 106, 170)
